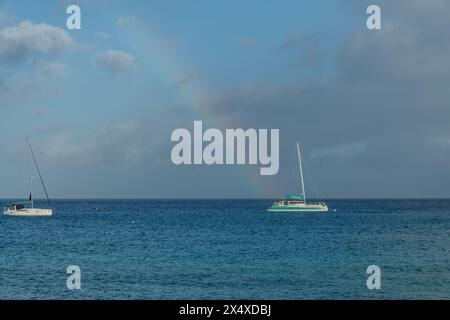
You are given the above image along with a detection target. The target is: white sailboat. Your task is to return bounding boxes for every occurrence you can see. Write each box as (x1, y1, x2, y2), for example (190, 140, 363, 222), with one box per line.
(3, 137, 53, 217)
(268, 141, 328, 212)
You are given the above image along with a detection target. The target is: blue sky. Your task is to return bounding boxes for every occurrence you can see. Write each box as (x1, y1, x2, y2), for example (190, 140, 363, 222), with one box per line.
(1, 0, 449, 199)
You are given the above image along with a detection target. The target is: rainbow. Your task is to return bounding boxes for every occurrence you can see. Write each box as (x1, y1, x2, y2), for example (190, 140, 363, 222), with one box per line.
(117, 22, 279, 198)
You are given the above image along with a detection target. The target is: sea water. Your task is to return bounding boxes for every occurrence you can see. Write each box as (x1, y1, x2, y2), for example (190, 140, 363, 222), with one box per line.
(0, 199, 448, 299)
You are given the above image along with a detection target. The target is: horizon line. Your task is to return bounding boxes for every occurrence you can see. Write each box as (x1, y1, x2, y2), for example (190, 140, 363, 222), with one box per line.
(1, 197, 450, 201)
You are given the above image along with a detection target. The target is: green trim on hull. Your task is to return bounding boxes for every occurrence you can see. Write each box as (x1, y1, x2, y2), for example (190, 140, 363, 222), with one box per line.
(268, 206, 328, 212)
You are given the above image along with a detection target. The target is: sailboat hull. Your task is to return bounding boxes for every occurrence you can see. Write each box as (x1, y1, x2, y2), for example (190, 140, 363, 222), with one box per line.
(4, 208, 53, 217)
(268, 204, 328, 212)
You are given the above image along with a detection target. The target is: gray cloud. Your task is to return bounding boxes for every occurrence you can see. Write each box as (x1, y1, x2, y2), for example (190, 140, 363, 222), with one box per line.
(195, 0, 450, 197)
(341, 25, 450, 83)
(42, 121, 150, 165)
(0, 21, 74, 64)
(0, 20, 74, 109)
(95, 49, 137, 75)
(3, 1, 449, 199)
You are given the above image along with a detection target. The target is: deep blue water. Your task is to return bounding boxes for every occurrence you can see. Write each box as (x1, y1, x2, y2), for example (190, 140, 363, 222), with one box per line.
(0, 199, 449, 300)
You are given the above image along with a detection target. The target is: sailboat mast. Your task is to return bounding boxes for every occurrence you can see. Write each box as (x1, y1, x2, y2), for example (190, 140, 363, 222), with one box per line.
(27, 136, 33, 208)
(296, 142, 306, 202)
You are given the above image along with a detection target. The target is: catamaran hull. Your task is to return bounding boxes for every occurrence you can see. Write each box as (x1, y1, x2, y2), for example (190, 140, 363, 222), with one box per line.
(268, 206, 328, 213)
(3, 208, 53, 217)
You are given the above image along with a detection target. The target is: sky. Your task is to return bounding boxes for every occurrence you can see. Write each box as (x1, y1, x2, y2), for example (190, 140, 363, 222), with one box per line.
(0, 0, 449, 199)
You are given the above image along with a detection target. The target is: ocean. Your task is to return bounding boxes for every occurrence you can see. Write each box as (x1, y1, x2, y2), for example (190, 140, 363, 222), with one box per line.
(0, 199, 448, 299)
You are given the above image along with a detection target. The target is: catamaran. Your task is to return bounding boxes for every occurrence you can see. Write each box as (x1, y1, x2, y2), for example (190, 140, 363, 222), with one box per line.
(3, 137, 53, 217)
(268, 142, 328, 213)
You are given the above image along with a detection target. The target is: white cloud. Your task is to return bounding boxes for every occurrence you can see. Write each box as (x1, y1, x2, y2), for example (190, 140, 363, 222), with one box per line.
(33, 60, 71, 76)
(0, 21, 74, 63)
(95, 49, 137, 74)
(117, 15, 138, 28)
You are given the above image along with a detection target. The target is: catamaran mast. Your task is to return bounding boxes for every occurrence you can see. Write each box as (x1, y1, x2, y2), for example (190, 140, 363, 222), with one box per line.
(27, 136, 34, 208)
(296, 142, 306, 202)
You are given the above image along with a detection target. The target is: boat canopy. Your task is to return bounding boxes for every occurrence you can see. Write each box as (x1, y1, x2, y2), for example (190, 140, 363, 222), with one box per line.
(286, 194, 305, 200)
(3, 203, 25, 210)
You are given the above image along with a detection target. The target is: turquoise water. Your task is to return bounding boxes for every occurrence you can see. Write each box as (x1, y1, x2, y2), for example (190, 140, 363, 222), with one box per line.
(0, 199, 449, 299)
